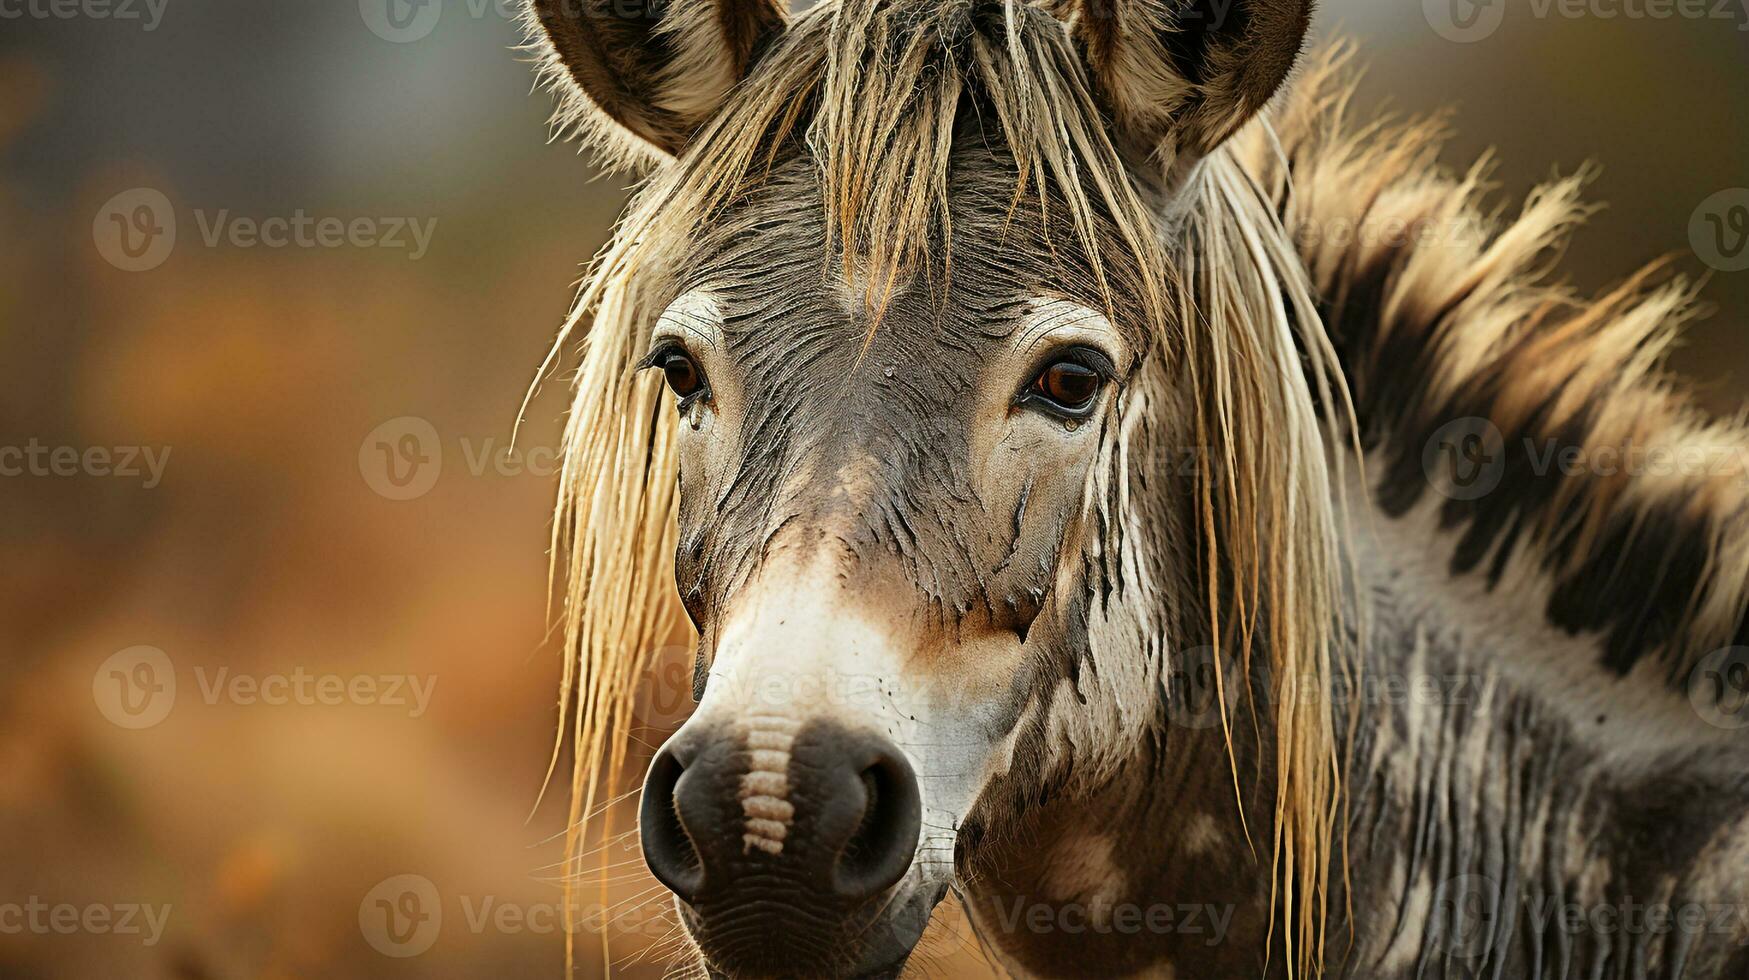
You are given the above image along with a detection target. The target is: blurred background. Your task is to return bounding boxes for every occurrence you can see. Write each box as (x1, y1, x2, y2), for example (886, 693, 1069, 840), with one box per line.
(0, 0, 1743, 976)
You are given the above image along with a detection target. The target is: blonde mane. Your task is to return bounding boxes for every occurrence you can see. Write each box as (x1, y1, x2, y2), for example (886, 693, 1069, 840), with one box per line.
(1239, 46, 1749, 689)
(531, 4, 1366, 974)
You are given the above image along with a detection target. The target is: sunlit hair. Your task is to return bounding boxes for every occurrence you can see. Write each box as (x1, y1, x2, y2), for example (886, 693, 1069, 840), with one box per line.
(1240, 46, 1742, 682)
(526, 2, 1359, 974)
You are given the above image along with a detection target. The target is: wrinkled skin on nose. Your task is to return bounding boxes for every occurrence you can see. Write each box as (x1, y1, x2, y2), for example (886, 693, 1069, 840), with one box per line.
(641, 720, 929, 977)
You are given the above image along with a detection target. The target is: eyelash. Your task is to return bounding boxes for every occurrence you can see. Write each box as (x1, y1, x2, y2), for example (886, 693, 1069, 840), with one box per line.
(640, 341, 711, 409)
(1016, 346, 1117, 419)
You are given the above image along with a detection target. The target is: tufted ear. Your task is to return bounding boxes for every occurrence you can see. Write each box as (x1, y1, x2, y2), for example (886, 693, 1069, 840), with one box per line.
(524, 0, 789, 165)
(1064, 0, 1313, 182)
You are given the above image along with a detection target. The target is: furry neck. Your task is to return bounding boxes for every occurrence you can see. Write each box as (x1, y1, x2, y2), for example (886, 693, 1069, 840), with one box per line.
(1236, 48, 1749, 697)
(955, 47, 1749, 977)
(958, 487, 1749, 980)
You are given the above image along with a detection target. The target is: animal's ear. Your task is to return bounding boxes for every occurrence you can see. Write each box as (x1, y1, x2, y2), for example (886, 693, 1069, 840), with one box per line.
(1064, 0, 1313, 180)
(524, 0, 789, 164)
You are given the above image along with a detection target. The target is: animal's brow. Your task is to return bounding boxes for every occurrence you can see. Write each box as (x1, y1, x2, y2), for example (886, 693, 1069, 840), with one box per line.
(654, 291, 723, 351)
(1015, 301, 1123, 360)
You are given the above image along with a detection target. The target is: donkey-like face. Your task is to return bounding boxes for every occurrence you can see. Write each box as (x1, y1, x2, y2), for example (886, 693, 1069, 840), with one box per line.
(637, 154, 1156, 976)
(525, 0, 1312, 975)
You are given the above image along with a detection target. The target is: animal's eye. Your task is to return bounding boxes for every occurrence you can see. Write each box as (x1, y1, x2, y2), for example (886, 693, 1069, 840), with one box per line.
(1021, 349, 1112, 418)
(662, 351, 703, 398)
(1035, 363, 1100, 407)
(643, 344, 710, 404)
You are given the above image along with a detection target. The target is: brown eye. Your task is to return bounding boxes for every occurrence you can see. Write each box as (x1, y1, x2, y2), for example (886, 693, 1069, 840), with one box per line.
(663, 353, 700, 396)
(655, 348, 707, 402)
(1026, 357, 1106, 416)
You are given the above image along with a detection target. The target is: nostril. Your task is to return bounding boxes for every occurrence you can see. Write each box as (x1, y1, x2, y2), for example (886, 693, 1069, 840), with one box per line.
(832, 749, 921, 902)
(841, 767, 883, 873)
(639, 748, 703, 903)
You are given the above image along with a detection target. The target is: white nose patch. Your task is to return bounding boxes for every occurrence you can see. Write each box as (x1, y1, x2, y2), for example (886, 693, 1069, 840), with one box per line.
(704, 557, 904, 858)
(740, 714, 800, 855)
